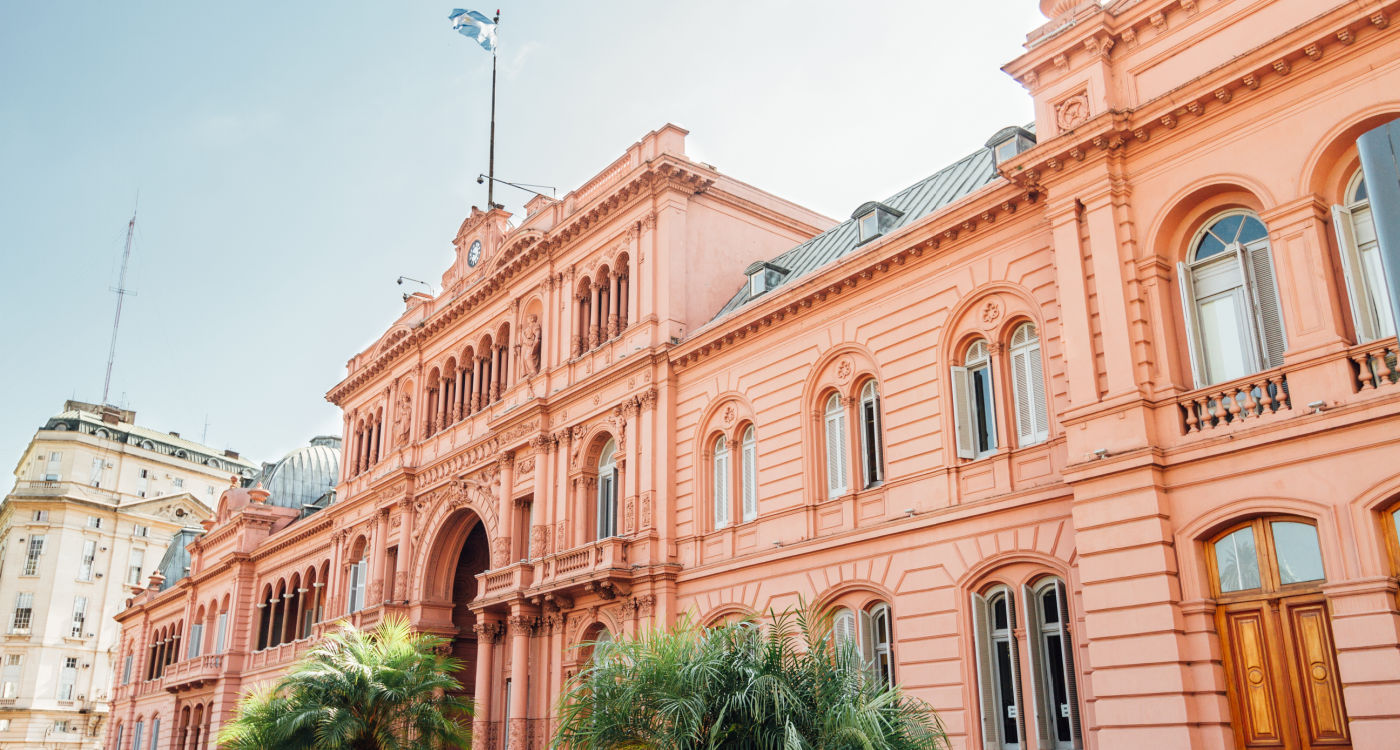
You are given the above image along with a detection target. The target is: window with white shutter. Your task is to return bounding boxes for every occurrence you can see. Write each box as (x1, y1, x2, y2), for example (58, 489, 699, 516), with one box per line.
(824, 394, 848, 497)
(70, 596, 87, 638)
(973, 587, 1025, 750)
(1334, 171, 1395, 342)
(712, 436, 730, 530)
(1010, 324, 1049, 447)
(954, 340, 997, 459)
(1180, 211, 1287, 386)
(23, 535, 44, 576)
(57, 657, 77, 700)
(596, 439, 618, 539)
(741, 426, 757, 523)
(858, 381, 884, 487)
(832, 608, 857, 652)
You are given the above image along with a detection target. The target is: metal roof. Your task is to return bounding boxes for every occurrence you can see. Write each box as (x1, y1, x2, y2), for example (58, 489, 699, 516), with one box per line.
(259, 437, 341, 510)
(712, 144, 1003, 321)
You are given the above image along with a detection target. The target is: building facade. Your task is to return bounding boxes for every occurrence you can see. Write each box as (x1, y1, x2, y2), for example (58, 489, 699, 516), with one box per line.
(0, 401, 259, 749)
(108, 1, 1400, 749)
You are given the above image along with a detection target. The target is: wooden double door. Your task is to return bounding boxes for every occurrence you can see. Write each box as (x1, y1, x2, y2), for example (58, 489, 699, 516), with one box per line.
(1212, 518, 1350, 750)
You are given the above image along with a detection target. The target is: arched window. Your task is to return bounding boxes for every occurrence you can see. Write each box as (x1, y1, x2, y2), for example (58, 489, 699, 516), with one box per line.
(831, 603, 896, 689)
(858, 381, 884, 487)
(712, 435, 731, 530)
(972, 586, 1023, 750)
(1334, 170, 1395, 342)
(1009, 323, 1049, 447)
(1208, 518, 1347, 747)
(1179, 210, 1286, 386)
(596, 439, 618, 539)
(740, 426, 757, 523)
(953, 339, 997, 459)
(132, 718, 144, 750)
(823, 394, 848, 497)
(346, 543, 369, 614)
(1024, 577, 1081, 749)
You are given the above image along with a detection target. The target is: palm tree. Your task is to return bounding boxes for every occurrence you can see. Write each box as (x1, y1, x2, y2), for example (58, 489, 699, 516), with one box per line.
(218, 616, 472, 750)
(551, 606, 948, 749)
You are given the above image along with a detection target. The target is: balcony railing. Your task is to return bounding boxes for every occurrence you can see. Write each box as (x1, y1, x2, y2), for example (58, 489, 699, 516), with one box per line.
(475, 538, 631, 601)
(1178, 369, 1291, 433)
(1349, 337, 1400, 392)
(162, 653, 224, 691)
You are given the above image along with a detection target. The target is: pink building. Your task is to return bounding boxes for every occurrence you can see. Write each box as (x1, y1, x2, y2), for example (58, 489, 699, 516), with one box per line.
(107, 2, 1400, 749)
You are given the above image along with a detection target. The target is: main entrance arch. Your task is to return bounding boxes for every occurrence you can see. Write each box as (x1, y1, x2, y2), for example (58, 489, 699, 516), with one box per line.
(419, 507, 493, 698)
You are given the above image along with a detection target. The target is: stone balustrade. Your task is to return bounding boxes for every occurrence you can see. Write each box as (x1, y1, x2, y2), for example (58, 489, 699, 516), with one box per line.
(1179, 369, 1291, 433)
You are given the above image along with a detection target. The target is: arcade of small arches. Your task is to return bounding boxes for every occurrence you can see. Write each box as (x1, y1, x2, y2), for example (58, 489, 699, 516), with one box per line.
(572, 253, 630, 357)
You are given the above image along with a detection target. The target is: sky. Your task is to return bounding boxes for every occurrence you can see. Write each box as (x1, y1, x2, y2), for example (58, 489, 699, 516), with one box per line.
(0, 1, 1048, 471)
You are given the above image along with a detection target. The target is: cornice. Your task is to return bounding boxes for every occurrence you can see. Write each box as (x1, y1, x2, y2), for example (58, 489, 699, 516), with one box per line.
(327, 157, 715, 405)
(250, 516, 334, 562)
(1002, 0, 1395, 194)
(670, 180, 1035, 370)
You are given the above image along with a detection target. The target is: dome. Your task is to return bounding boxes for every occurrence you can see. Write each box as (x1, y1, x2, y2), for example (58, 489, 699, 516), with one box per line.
(261, 436, 341, 510)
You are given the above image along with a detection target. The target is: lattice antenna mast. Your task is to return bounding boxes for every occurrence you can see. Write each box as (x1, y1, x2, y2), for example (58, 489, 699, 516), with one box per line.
(101, 207, 137, 406)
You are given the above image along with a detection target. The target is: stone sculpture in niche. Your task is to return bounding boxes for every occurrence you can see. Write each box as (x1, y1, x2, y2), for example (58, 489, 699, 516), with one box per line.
(521, 314, 543, 376)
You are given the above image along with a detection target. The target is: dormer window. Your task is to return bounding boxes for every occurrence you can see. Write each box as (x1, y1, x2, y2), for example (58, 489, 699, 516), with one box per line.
(850, 201, 905, 245)
(986, 125, 1037, 164)
(745, 261, 789, 297)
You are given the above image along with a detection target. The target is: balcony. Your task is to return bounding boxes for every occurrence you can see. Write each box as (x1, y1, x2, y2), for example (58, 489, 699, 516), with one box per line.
(1177, 368, 1291, 434)
(162, 653, 224, 692)
(473, 538, 632, 605)
(245, 638, 315, 672)
(1348, 337, 1400, 392)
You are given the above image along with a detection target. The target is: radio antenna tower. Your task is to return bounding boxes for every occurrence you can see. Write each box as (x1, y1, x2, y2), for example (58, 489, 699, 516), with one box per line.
(101, 205, 138, 406)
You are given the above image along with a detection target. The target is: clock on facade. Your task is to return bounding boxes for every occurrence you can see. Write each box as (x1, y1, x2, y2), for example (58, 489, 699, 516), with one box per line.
(467, 239, 482, 267)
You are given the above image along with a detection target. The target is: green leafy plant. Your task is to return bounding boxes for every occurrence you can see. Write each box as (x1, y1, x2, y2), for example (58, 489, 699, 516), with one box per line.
(218, 616, 471, 750)
(552, 605, 948, 749)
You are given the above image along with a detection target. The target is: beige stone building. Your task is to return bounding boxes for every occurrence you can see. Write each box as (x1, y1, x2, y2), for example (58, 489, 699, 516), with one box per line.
(0, 401, 257, 749)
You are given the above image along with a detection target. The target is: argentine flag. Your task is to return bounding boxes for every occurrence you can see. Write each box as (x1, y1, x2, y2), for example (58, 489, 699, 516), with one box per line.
(449, 9, 497, 52)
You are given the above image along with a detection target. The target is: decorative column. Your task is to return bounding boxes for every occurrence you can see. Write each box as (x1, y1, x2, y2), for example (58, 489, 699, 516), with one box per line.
(588, 282, 602, 348)
(468, 360, 480, 413)
(496, 452, 516, 566)
(574, 294, 586, 356)
(281, 591, 296, 644)
(472, 620, 504, 750)
(507, 610, 535, 750)
(457, 367, 468, 419)
(618, 271, 629, 330)
(396, 496, 414, 604)
(531, 435, 552, 559)
(607, 272, 620, 338)
(491, 346, 503, 402)
(372, 508, 390, 605)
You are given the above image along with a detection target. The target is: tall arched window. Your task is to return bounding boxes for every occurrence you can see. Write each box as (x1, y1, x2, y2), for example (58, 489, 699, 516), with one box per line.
(1334, 170, 1395, 342)
(858, 381, 884, 487)
(972, 586, 1023, 750)
(1009, 323, 1049, 447)
(712, 435, 731, 530)
(1179, 210, 1286, 386)
(596, 439, 618, 539)
(347, 547, 368, 614)
(824, 393, 848, 498)
(1209, 517, 1347, 748)
(831, 602, 896, 688)
(1024, 577, 1081, 749)
(740, 426, 757, 523)
(953, 339, 997, 459)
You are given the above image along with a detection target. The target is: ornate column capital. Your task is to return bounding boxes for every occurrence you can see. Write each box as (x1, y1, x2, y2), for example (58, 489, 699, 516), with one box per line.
(472, 621, 505, 644)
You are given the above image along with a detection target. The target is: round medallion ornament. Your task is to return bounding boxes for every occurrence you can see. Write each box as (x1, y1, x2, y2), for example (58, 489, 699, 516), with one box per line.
(981, 298, 1003, 328)
(836, 358, 854, 384)
(467, 239, 482, 267)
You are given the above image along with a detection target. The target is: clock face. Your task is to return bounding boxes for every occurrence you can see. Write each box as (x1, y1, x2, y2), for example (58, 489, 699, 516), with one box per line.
(467, 240, 482, 267)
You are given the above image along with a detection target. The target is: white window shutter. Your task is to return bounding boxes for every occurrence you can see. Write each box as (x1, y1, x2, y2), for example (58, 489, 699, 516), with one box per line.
(859, 608, 876, 673)
(970, 593, 1001, 750)
(1238, 241, 1287, 370)
(1022, 584, 1052, 747)
(1056, 579, 1084, 749)
(833, 609, 856, 652)
(713, 443, 730, 529)
(1012, 347, 1033, 446)
(1029, 342, 1048, 443)
(825, 404, 848, 497)
(741, 433, 757, 523)
(1333, 203, 1380, 341)
(951, 366, 977, 459)
(1007, 594, 1028, 749)
(1177, 262, 1209, 386)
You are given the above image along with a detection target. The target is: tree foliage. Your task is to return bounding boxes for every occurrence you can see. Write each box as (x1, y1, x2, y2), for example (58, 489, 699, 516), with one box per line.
(217, 616, 471, 750)
(552, 606, 949, 750)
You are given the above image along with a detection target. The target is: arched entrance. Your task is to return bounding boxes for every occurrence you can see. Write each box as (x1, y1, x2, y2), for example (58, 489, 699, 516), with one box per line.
(421, 507, 493, 702)
(451, 522, 489, 694)
(1208, 516, 1350, 749)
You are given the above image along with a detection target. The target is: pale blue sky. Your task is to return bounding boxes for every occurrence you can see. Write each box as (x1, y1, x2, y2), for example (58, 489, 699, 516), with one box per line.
(0, 2, 1045, 470)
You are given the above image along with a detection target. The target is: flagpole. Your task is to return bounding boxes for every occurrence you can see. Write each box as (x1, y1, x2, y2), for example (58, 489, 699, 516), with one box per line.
(487, 10, 499, 209)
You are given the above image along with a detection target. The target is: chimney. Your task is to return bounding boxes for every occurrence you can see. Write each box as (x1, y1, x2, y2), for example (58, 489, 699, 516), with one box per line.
(224, 449, 239, 459)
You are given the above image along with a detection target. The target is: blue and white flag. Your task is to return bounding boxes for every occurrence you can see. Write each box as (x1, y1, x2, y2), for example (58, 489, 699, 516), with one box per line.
(449, 9, 497, 52)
